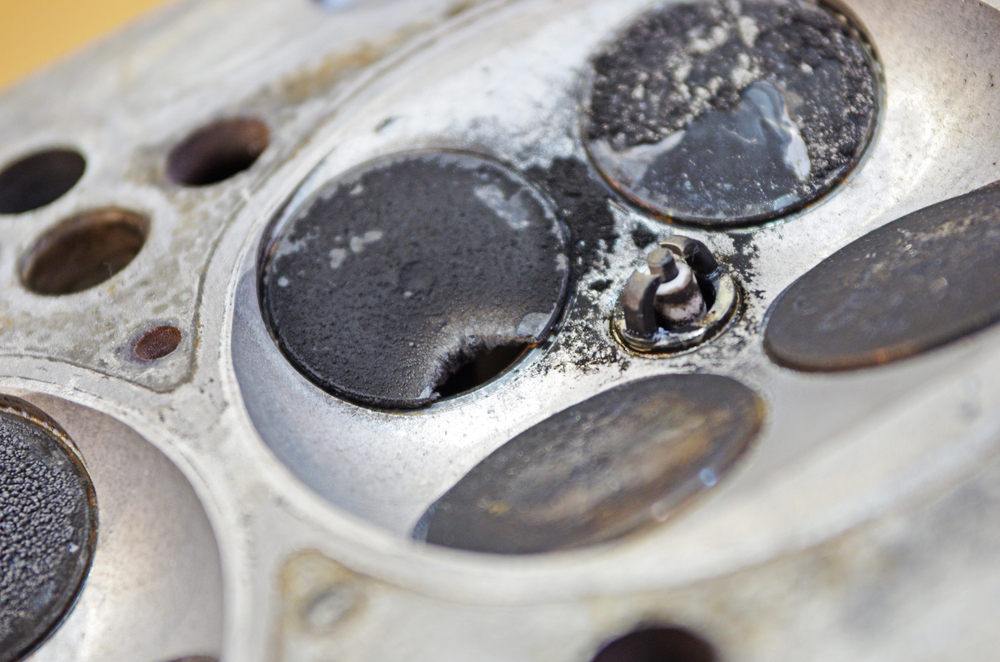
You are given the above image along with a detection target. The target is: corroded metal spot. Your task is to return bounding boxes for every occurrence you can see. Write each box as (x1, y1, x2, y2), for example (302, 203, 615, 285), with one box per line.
(261, 151, 569, 409)
(765, 182, 1000, 371)
(584, 0, 879, 226)
(415, 374, 763, 554)
(0, 398, 96, 662)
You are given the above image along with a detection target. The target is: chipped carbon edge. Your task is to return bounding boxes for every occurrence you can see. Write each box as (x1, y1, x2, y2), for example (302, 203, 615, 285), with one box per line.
(258, 149, 572, 410)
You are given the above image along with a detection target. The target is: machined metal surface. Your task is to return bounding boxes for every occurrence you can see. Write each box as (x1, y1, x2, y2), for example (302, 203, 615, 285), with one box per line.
(1, 0, 1000, 660)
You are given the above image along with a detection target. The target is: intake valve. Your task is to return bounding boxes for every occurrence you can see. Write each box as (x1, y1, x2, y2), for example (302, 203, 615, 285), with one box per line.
(623, 244, 709, 339)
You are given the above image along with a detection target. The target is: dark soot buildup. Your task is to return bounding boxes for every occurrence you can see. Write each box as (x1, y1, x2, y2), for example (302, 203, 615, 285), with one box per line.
(0, 409, 95, 662)
(526, 157, 618, 277)
(586, 0, 879, 226)
(262, 152, 570, 409)
(765, 181, 1000, 371)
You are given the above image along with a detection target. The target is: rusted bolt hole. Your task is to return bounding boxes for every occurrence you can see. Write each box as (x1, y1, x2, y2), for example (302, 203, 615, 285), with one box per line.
(167, 117, 269, 186)
(435, 342, 530, 400)
(134, 326, 182, 361)
(592, 627, 717, 662)
(0, 148, 86, 215)
(21, 208, 148, 295)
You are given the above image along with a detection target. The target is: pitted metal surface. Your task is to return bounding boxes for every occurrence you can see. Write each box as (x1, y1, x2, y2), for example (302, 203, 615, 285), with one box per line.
(3, 0, 1000, 660)
(0, 401, 95, 662)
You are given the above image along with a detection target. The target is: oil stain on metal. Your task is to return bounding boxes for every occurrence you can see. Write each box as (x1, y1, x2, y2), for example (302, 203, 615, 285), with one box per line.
(414, 374, 763, 554)
(261, 151, 570, 409)
(0, 399, 96, 662)
(585, 0, 879, 226)
(765, 182, 1000, 371)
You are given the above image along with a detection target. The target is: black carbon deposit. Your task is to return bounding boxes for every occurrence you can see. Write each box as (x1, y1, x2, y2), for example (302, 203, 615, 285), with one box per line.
(526, 158, 632, 374)
(262, 151, 569, 409)
(1, 410, 95, 662)
(765, 181, 1000, 371)
(415, 374, 763, 554)
(526, 157, 618, 277)
(586, 0, 878, 226)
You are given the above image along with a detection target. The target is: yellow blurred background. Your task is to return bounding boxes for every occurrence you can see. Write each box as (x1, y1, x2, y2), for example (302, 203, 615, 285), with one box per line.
(0, 0, 172, 90)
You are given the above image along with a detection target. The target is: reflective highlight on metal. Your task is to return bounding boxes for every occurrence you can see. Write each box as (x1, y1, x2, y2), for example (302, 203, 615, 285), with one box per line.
(765, 182, 1000, 371)
(614, 237, 740, 354)
(415, 375, 764, 554)
(584, 0, 879, 226)
(261, 151, 569, 409)
(0, 397, 96, 662)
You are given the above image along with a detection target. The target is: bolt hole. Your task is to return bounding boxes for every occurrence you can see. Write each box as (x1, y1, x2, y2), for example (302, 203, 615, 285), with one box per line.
(134, 326, 182, 361)
(435, 343, 530, 400)
(167, 117, 269, 186)
(592, 627, 717, 662)
(0, 149, 86, 215)
(21, 208, 148, 295)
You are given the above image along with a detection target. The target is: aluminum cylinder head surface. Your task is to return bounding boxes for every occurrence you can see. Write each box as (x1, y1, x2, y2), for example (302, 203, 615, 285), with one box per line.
(2, 0, 1000, 661)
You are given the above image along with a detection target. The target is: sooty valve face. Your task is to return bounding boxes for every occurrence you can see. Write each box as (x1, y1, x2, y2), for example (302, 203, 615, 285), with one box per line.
(415, 374, 763, 554)
(765, 181, 1000, 371)
(261, 151, 570, 410)
(0, 398, 96, 662)
(584, 0, 879, 226)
